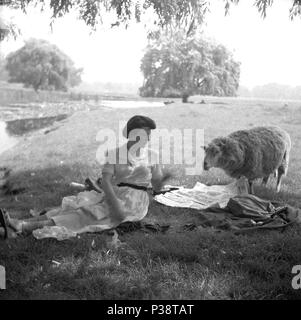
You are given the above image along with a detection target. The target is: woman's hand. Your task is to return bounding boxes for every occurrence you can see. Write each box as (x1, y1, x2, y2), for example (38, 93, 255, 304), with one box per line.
(151, 166, 176, 192)
(161, 169, 176, 184)
(102, 172, 130, 225)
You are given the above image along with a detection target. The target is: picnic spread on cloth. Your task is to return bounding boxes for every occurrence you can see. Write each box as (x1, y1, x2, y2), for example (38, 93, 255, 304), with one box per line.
(153, 178, 301, 233)
(28, 176, 301, 240)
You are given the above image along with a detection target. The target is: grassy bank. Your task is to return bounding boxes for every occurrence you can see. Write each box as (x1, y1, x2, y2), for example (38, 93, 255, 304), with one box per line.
(0, 96, 301, 299)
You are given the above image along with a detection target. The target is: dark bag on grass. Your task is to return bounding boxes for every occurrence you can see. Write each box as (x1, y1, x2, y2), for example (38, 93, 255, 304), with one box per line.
(226, 194, 301, 232)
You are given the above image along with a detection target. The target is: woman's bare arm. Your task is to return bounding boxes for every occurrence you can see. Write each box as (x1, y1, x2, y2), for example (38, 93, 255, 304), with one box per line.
(151, 165, 174, 192)
(101, 172, 127, 223)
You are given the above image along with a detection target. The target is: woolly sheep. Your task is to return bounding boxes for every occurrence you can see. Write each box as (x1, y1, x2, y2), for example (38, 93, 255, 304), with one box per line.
(203, 126, 291, 193)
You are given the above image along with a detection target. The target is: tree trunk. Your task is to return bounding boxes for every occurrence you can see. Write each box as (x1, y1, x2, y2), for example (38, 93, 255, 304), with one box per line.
(182, 93, 189, 103)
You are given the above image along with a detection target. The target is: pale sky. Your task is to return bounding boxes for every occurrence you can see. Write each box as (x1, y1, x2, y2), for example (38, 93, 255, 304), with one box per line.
(1, 0, 301, 89)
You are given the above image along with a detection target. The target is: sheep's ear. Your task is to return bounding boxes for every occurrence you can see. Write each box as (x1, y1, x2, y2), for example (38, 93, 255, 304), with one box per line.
(216, 139, 225, 147)
(202, 145, 207, 151)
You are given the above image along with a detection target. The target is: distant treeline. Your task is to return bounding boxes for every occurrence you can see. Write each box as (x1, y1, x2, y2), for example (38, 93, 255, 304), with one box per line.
(0, 81, 139, 104)
(0, 86, 100, 104)
(238, 83, 301, 100)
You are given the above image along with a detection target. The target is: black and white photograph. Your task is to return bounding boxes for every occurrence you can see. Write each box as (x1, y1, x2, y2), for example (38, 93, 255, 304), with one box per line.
(0, 0, 301, 303)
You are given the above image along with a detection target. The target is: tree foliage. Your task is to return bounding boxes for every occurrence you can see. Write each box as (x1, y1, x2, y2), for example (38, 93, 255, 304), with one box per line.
(0, 13, 20, 41)
(139, 31, 240, 99)
(7, 0, 208, 33)
(4, 1, 301, 38)
(5, 38, 83, 91)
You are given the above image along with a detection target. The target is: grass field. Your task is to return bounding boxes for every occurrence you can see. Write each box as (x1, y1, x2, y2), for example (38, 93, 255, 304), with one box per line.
(1, 95, 301, 300)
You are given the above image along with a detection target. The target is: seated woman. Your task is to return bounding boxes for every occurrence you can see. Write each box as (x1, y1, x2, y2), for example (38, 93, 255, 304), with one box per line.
(2, 115, 172, 236)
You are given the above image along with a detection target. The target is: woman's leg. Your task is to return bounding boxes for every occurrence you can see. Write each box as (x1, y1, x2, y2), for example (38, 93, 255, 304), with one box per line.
(7, 214, 55, 234)
(21, 219, 55, 234)
(21, 215, 50, 222)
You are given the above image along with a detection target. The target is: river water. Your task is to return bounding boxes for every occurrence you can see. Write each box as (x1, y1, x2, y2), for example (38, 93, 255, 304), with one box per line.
(0, 99, 166, 155)
(100, 100, 165, 108)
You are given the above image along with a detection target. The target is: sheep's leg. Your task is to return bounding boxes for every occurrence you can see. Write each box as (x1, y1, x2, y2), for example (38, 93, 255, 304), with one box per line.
(276, 150, 290, 192)
(276, 167, 284, 192)
(262, 175, 270, 186)
(282, 151, 290, 176)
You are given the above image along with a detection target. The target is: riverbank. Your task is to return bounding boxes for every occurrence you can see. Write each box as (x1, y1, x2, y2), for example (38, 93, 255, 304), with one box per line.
(0, 101, 103, 157)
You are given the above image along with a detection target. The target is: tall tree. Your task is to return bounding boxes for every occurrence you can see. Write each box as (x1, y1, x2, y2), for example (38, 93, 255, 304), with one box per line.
(139, 31, 240, 101)
(5, 38, 83, 91)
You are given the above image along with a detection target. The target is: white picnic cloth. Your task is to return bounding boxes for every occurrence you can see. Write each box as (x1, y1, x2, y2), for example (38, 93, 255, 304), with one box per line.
(154, 178, 249, 210)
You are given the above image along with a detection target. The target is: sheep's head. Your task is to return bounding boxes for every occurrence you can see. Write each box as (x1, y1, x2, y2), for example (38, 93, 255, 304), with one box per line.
(203, 137, 237, 171)
(203, 142, 223, 171)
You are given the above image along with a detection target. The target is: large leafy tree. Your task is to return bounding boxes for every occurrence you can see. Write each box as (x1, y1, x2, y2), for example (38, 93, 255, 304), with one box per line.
(5, 38, 83, 91)
(139, 31, 240, 101)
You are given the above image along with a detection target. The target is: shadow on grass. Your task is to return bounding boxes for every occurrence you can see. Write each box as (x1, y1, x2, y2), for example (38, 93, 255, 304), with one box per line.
(2, 225, 301, 299)
(0, 163, 96, 218)
(253, 182, 301, 209)
(0, 233, 112, 299)
(1, 164, 301, 299)
(122, 227, 301, 299)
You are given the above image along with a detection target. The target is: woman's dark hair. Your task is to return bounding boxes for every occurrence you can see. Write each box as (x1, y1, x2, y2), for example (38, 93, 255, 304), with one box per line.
(123, 115, 156, 138)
